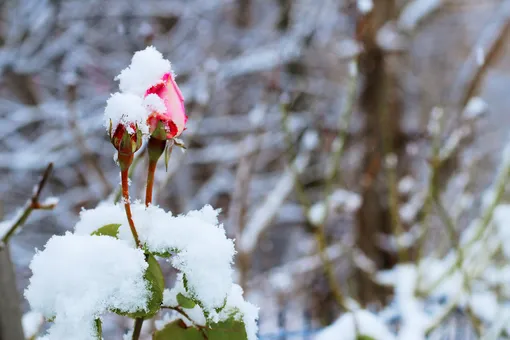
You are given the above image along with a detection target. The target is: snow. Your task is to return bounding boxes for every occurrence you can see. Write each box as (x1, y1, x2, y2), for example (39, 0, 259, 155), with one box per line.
(103, 92, 149, 135)
(463, 97, 488, 119)
(115, 46, 172, 97)
(308, 202, 326, 226)
(469, 291, 498, 323)
(22, 311, 44, 339)
(475, 47, 485, 66)
(74, 202, 238, 315)
(315, 310, 395, 340)
(144, 93, 166, 114)
(302, 130, 319, 150)
(219, 284, 259, 340)
(307, 190, 361, 226)
(41, 196, 59, 206)
(71, 200, 255, 331)
(25, 233, 149, 340)
(348, 61, 358, 77)
(0, 220, 11, 240)
(163, 275, 207, 327)
(116, 204, 235, 313)
(162, 282, 259, 340)
(330, 189, 361, 213)
(74, 202, 125, 236)
(392, 265, 428, 340)
(398, 176, 415, 195)
(493, 205, 510, 258)
(357, 0, 373, 14)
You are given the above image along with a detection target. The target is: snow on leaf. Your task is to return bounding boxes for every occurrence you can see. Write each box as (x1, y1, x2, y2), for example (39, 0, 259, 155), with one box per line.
(117, 204, 235, 314)
(90, 223, 121, 238)
(24, 233, 149, 340)
(74, 202, 126, 236)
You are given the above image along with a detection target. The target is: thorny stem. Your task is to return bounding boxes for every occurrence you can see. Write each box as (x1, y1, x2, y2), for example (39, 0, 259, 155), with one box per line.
(118, 153, 144, 340)
(120, 162, 141, 248)
(1, 163, 55, 246)
(145, 160, 157, 206)
(114, 148, 146, 204)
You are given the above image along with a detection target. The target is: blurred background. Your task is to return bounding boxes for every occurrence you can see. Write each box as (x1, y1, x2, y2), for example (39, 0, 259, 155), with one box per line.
(2, 0, 510, 338)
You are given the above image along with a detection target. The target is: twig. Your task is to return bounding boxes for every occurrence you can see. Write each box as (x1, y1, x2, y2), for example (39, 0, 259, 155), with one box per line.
(161, 306, 208, 338)
(1, 163, 55, 246)
(422, 140, 510, 295)
(448, 0, 510, 113)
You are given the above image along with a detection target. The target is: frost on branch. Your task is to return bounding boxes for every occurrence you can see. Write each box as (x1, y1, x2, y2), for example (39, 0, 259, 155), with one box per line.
(24, 233, 149, 340)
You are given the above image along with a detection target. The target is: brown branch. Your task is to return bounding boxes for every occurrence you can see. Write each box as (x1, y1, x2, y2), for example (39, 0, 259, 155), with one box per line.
(1, 163, 55, 246)
(448, 0, 510, 112)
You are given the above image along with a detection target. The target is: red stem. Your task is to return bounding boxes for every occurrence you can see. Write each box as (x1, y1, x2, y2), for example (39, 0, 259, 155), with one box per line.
(145, 160, 157, 207)
(121, 168, 141, 248)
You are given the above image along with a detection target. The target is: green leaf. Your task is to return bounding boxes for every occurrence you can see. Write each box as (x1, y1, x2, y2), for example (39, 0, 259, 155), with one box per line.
(94, 318, 102, 339)
(152, 121, 168, 140)
(152, 251, 171, 258)
(153, 319, 203, 340)
(112, 255, 164, 318)
(91, 224, 121, 238)
(173, 138, 187, 150)
(356, 336, 376, 340)
(207, 318, 247, 340)
(153, 317, 248, 340)
(141, 244, 172, 258)
(164, 142, 174, 172)
(141, 254, 165, 317)
(177, 293, 196, 309)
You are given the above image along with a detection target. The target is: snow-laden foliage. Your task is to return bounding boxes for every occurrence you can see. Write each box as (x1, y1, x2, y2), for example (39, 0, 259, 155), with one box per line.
(25, 203, 257, 340)
(24, 203, 257, 339)
(25, 233, 149, 339)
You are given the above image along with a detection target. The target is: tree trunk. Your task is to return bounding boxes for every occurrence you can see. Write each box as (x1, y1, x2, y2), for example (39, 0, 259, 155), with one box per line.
(354, 0, 408, 306)
(0, 246, 24, 340)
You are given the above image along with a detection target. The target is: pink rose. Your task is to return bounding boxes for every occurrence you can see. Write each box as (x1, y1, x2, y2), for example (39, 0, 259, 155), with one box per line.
(145, 73, 187, 140)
